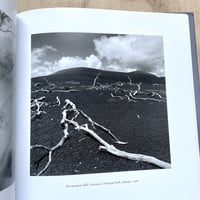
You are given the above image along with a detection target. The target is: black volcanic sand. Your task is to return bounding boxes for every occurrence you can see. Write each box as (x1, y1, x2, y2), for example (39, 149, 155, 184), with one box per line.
(30, 68, 171, 176)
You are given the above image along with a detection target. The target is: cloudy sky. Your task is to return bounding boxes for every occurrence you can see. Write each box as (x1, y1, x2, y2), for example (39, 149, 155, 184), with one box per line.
(31, 33, 164, 78)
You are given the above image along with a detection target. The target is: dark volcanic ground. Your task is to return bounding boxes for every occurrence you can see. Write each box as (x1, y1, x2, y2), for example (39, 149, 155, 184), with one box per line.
(30, 67, 171, 176)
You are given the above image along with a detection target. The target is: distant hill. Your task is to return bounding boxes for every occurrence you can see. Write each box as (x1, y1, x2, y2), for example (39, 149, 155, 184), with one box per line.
(33, 67, 165, 84)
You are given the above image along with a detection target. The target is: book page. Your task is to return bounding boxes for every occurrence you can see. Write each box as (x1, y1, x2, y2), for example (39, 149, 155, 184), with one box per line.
(0, 0, 15, 200)
(16, 8, 200, 200)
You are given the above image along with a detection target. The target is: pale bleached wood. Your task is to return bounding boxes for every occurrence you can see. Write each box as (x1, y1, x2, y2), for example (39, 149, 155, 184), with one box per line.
(16, 0, 200, 74)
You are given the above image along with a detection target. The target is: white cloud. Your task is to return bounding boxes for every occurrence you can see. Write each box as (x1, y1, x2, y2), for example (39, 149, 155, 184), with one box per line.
(31, 45, 57, 66)
(31, 47, 102, 77)
(52, 55, 102, 74)
(31, 45, 57, 77)
(54, 54, 102, 69)
(94, 35, 164, 76)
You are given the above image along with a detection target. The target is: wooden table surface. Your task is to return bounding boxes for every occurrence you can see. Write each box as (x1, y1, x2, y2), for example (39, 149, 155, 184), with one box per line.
(17, 0, 200, 74)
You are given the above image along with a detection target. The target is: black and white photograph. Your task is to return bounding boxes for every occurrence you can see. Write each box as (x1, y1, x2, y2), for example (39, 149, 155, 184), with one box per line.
(0, 9, 14, 190)
(30, 32, 171, 176)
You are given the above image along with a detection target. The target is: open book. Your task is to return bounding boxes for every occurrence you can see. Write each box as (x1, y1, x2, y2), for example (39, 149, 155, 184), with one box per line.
(1, 0, 200, 199)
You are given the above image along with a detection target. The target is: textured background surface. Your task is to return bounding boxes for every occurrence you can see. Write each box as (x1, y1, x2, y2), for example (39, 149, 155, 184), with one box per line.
(17, 0, 200, 73)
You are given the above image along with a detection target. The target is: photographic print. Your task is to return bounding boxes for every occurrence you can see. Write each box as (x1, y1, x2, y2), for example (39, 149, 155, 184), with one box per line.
(0, 9, 14, 190)
(30, 32, 171, 176)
